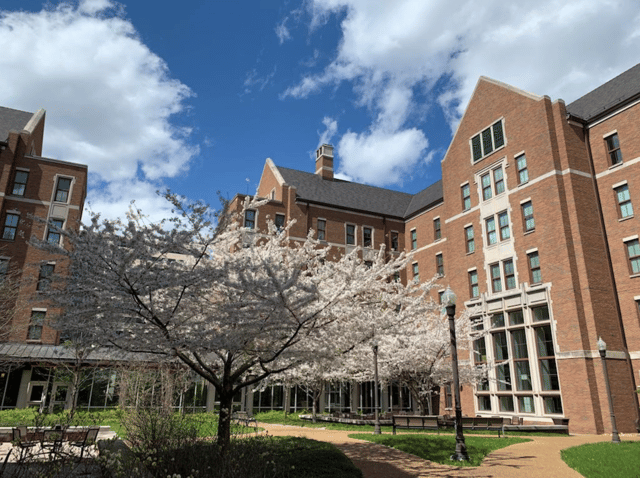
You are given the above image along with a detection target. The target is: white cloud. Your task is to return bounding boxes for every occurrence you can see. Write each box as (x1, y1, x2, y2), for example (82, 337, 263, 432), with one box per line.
(243, 67, 277, 95)
(337, 127, 427, 186)
(0, 2, 197, 219)
(275, 17, 292, 44)
(286, 0, 640, 184)
(86, 179, 174, 225)
(318, 116, 338, 146)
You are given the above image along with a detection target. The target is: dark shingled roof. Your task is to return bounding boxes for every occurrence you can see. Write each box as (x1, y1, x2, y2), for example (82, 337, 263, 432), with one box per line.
(404, 180, 443, 217)
(566, 63, 640, 121)
(277, 166, 442, 219)
(0, 106, 34, 142)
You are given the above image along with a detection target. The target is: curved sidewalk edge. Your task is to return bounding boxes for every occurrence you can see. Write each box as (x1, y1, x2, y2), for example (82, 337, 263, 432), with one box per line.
(257, 422, 640, 478)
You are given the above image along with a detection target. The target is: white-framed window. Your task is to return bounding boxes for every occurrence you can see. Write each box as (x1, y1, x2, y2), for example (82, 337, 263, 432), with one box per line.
(37, 263, 55, 291)
(317, 219, 326, 241)
(412, 262, 419, 282)
(522, 201, 535, 232)
(12, 170, 29, 196)
(244, 209, 256, 229)
(516, 154, 529, 184)
(54, 177, 73, 203)
(469, 269, 479, 298)
(480, 166, 505, 201)
(461, 183, 471, 211)
(625, 238, 640, 275)
(614, 184, 634, 219)
(605, 133, 623, 166)
(363, 226, 373, 248)
(47, 219, 64, 244)
(485, 211, 510, 245)
(390, 231, 399, 251)
(2, 213, 19, 241)
(471, 119, 505, 163)
(528, 251, 542, 284)
(465, 225, 475, 253)
(436, 253, 444, 277)
(346, 224, 356, 245)
(27, 310, 46, 341)
(482, 304, 562, 416)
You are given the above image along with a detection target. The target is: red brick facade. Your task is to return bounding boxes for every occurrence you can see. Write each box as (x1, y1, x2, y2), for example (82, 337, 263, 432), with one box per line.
(234, 68, 640, 434)
(0, 108, 87, 345)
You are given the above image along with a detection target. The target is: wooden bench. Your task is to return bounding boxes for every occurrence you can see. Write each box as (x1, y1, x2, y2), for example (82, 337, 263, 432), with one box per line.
(231, 411, 257, 428)
(392, 415, 440, 435)
(458, 416, 506, 437)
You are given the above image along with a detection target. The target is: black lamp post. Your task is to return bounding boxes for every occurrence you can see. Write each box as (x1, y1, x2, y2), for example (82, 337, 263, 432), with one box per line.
(597, 337, 621, 443)
(442, 286, 469, 461)
(372, 338, 381, 434)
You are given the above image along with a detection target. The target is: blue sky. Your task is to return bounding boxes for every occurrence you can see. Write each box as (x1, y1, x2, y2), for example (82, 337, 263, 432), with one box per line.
(1, 0, 639, 221)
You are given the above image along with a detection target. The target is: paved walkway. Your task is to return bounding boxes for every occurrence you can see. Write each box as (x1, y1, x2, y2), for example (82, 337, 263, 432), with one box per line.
(259, 422, 640, 477)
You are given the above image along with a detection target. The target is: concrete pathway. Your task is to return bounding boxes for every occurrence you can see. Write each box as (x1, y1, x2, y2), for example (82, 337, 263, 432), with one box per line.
(259, 422, 640, 478)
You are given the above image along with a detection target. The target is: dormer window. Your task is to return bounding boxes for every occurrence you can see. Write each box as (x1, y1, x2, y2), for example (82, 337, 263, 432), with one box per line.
(471, 120, 505, 163)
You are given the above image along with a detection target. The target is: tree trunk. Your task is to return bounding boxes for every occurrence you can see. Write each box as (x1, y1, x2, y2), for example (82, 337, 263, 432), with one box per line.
(216, 390, 233, 453)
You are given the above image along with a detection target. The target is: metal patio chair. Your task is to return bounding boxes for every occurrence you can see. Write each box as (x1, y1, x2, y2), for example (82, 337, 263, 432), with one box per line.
(69, 426, 100, 460)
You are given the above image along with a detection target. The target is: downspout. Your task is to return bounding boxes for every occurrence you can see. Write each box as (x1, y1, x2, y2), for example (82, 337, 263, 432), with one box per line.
(576, 114, 640, 431)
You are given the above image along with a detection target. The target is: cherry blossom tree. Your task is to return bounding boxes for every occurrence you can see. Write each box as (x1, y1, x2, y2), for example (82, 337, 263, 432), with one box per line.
(280, 277, 484, 416)
(34, 193, 417, 449)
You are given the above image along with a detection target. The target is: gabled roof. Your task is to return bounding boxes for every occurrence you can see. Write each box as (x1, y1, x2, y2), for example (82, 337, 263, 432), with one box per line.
(277, 166, 442, 220)
(566, 63, 640, 122)
(0, 106, 34, 142)
(403, 180, 443, 217)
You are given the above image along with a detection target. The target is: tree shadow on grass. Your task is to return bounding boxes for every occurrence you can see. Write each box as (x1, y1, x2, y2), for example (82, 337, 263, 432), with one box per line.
(336, 439, 537, 478)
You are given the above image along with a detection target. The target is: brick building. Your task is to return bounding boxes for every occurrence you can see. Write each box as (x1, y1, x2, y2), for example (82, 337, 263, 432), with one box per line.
(233, 64, 640, 434)
(0, 106, 87, 408)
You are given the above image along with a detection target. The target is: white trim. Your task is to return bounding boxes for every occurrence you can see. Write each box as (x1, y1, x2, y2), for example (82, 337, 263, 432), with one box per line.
(6, 209, 20, 215)
(15, 167, 29, 172)
(463, 222, 473, 228)
(633, 295, 640, 301)
(587, 96, 640, 128)
(623, 234, 639, 243)
(602, 129, 618, 139)
(513, 150, 526, 158)
(362, 225, 374, 249)
(31, 308, 47, 312)
(411, 237, 448, 254)
(445, 204, 479, 224)
(595, 155, 640, 179)
(468, 267, 477, 272)
(612, 180, 628, 189)
(519, 197, 532, 205)
(345, 223, 357, 246)
(460, 180, 469, 187)
(525, 247, 538, 254)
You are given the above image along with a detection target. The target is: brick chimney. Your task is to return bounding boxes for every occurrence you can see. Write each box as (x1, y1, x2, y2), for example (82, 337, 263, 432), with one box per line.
(315, 144, 334, 180)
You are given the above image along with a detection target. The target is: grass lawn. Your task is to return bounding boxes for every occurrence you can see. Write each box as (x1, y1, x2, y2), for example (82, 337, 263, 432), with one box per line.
(0, 408, 257, 438)
(349, 433, 529, 467)
(561, 441, 640, 478)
